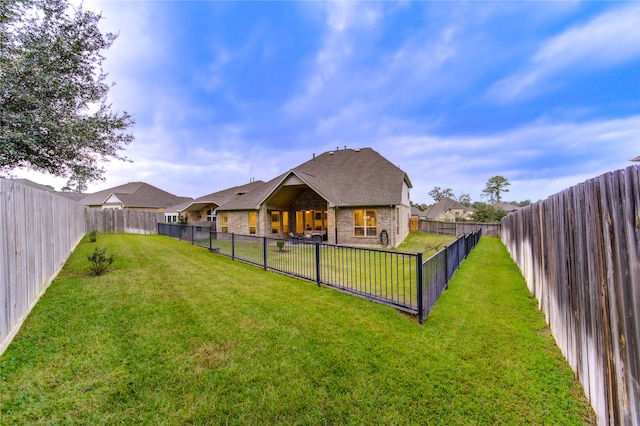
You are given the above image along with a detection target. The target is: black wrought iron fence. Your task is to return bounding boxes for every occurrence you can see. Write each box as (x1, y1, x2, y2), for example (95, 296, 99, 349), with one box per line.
(157, 223, 481, 322)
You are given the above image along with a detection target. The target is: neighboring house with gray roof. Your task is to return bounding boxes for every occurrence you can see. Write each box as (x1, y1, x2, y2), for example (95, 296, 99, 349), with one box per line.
(493, 202, 520, 213)
(411, 206, 427, 217)
(216, 147, 413, 247)
(80, 182, 192, 212)
(424, 198, 474, 222)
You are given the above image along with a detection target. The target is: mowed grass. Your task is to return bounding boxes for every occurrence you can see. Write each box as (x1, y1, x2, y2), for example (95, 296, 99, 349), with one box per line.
(396, 232, 455, 256)
(0, 234, 595, 425)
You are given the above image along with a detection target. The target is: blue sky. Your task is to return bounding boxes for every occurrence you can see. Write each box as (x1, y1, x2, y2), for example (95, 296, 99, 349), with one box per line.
(16, 1, 640, 204)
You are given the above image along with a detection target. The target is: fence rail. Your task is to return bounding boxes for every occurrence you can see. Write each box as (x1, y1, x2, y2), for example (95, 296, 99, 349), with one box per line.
(501, 165, 639, 426)
(158, 223, 481, 322)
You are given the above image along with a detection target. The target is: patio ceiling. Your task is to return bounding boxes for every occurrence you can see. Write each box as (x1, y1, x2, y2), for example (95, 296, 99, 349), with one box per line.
(182, 201, 218, 212)
(265, 185, 309, 208)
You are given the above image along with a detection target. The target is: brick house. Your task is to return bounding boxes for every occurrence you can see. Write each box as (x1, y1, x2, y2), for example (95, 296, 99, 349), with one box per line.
(215, 148, 413, 248)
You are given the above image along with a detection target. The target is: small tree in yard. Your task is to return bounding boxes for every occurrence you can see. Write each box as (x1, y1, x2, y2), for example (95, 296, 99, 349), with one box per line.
(88, 247, 113, 276)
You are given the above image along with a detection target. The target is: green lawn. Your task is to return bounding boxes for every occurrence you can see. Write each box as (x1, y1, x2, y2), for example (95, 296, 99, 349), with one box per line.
(0, 234, 595, 425)
(396, 232, 456, 256)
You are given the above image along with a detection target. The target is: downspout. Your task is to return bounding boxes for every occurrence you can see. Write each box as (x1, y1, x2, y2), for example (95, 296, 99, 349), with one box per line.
(334, 207, 339, 245)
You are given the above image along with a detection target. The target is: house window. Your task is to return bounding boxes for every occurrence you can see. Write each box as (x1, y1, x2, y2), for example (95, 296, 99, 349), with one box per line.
(295, 210, 327, 233)
(249, 211, 257, 234)
(206, 209, 215, 222)
(354, 209, 377, 237)
(220, 212, 228, 233)
(294, 211, 302, 233)
(166, 214, 178, 223)
(283, 211, 289, 234)
(271, 211, 280, 234)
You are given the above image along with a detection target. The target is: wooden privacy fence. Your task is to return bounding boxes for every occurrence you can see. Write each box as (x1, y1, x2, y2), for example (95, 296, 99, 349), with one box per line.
(85, 208, 165, 234)
(1, 179, 171, 355)
(416, 218, 501, 237)
(501, 166, 639, 426)
(0, 179, 86, 354)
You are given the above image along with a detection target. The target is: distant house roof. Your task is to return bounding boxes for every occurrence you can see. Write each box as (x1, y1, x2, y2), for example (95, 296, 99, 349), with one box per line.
(424, 198, 473, 220)
(632, 156, 640, 162)
(12, 178, 86, 201)
(494, 202, 520, 212)
(411, 206, 426, 217)
(218, 148, 412, 211)
(80, 182, 192, 209)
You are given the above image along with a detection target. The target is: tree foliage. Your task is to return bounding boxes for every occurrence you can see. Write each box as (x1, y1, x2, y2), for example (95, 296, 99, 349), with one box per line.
(470, 202, 508, 223)
(456, 193, 471, 206)
(481, 175, 510, 204)
(428, 186, 455, 202)
(0, 0, 134, 191)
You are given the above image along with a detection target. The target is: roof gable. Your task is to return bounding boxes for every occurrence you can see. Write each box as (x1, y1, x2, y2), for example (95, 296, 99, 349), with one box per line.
(104, 194, 122, 204)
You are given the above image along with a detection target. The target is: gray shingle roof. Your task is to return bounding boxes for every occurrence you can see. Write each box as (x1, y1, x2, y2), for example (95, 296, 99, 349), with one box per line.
(80, 182, 192, 209)
(170, 180, 266, 212)
(494, 202, 520, 212)
(218, 148, 411, 211)
(424, 198, 473, 219)
(411, 206, 426, 217)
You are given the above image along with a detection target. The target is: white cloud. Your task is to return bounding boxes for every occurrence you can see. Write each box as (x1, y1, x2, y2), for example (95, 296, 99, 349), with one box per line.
(284, 6, 459, 125)
(488, 4, 640, 102)
(378, 115, 640, 203)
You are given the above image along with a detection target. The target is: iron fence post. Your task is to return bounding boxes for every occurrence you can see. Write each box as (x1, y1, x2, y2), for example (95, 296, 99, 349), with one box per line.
(209, 229, 213, 252)
(232, 233, 235, 260)
(444, 245, 449, 288)
(315, 242, 321, 286)
(191, 225, 194, 244)
(417, 252, 424, 324)
(263, 237, 268, 270)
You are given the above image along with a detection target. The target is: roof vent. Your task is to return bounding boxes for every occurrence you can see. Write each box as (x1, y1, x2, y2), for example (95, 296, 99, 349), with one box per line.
(329, 151, 335, 155)
(354, 148, 360, 152)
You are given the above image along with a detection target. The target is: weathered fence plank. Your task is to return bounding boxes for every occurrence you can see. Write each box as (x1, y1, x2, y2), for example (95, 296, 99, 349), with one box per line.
(416, 219, 500, 237)
(0, 179, 86, 354)
(84, 208, 165, 234)
(501, 165, 640, 426)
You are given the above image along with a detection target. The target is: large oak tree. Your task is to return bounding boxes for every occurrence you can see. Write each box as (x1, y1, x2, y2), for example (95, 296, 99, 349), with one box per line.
(1, 0, 134, 191)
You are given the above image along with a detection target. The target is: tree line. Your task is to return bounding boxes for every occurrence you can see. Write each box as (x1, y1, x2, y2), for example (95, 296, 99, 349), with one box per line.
(414, 176, 532, 222)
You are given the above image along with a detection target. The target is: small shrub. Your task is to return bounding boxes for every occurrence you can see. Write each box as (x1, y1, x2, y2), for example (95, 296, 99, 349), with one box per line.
(276, 240, 285, 251)
(89, 231, 97, 242)
(88, 247, 114, 276)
